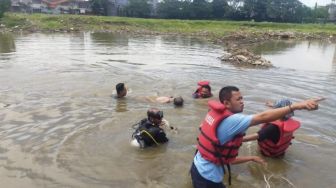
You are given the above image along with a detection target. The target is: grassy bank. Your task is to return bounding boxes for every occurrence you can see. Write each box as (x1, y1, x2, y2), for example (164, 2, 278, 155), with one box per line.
(1, 13, 336, 38)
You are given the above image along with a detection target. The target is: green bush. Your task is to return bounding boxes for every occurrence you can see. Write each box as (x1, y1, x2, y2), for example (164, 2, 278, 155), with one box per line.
(0, 0, 11, 18)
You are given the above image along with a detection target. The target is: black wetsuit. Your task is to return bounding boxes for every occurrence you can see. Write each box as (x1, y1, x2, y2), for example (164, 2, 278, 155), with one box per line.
(133, 119, 169, 147)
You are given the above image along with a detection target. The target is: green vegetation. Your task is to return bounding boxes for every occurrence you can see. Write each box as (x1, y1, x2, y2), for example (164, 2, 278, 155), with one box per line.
(1, 13, 336, 37)
(0, 0, 11, 18)
(90, 0, 329, 23)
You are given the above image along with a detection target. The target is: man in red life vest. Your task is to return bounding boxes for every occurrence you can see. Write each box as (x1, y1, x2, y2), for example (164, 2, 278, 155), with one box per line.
(243, 99, 302, 157)
(191, 86, 323, 188)
(193, 81, 213, 99)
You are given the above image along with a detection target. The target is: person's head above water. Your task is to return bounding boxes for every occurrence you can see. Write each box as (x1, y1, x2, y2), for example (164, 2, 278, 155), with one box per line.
(200, 85, 212, 98)
(116, 83, 127, 98)
(173, 96, 184, 107)
(219, 86, 244, 113)
(193, 81, 212, 98)
(147, 108, 163, 125)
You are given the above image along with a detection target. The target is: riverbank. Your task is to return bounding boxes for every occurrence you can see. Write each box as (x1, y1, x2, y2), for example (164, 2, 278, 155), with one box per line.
(2, 13, 336, 67)
(1, 13, 336, 43)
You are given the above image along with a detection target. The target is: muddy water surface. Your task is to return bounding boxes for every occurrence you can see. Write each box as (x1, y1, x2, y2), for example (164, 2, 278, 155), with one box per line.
(0, 33, 335, 188)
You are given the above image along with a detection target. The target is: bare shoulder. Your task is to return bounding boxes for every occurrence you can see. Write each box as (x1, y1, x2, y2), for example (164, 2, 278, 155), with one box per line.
(156, 96, 172, 103)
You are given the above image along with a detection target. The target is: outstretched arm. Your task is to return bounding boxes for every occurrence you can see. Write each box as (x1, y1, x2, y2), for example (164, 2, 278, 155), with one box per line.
(160, 119, 178, 132)
(231, 156, 266, 166)
(250, 98, 324, 127)
(242, 133, 259, 142)
(156, 96, 173, 103)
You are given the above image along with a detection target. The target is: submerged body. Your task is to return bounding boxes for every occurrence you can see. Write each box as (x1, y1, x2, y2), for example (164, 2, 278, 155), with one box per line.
(131, 118, 169, 148)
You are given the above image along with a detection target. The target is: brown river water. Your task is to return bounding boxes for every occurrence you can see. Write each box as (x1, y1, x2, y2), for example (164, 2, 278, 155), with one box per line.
(0, 33, 335, 188)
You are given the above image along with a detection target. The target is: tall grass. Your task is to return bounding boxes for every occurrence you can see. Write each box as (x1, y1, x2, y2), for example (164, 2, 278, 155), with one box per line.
(1, 13, 336, 36)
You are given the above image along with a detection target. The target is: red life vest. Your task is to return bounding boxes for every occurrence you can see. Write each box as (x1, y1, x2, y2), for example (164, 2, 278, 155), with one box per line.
(197, 100, 244, 165)
(194, 81, 212, 98)
(258, 118, 301, 157)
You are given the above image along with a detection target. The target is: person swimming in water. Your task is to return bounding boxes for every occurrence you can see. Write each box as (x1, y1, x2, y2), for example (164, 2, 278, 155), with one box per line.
(145, 96, 184, 107)
(115, 83, 127, 98)
(243, 99, 302, 157)
(192, 81, 213, 99)
(131, 108, 172, 148)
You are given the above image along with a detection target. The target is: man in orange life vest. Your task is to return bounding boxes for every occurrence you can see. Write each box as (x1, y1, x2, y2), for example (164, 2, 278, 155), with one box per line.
(191, 86, 322, 188)
(243, 99, 301, 157)
(192, 81, 213, 99)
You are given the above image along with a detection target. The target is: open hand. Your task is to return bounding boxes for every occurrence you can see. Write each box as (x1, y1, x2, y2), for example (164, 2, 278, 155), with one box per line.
(252, 156, 267, 166)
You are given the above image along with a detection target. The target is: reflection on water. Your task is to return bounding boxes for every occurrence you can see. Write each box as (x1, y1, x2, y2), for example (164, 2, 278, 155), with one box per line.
(0, 33, 15, 54)
(0, 33, 335, 188)
(115, 98, 128, 112)
(91, 32, 129, 47)
(252, 40, 336, 72)
(333, 46, 336, 73)
(252, 40, 297, 54)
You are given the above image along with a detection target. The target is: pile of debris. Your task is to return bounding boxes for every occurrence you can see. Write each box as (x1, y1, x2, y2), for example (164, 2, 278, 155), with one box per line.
(220, 48, 273, 67)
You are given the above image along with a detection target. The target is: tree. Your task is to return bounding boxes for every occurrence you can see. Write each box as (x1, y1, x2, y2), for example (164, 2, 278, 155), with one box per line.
(212, 0, 228, 19)
(180, 0, 193, 19)
(243, 0, 267, 21)
(158, 0, 193, 19)
(158, 0, 182, 19)
(126, 0, 151, 18)
(313, 4, 329, 22)
(191, 0, 212, 19)
(0, 0, 11, 18)
(90, 0, 109, 16)
(226, 0, 245, 20)
(266, 0, 312, 23)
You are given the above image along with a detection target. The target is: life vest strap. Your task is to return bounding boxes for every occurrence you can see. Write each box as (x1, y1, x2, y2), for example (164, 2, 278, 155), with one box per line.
(199, 127, 218, 145)
(197, 139, 238, 159)
(199, 128, 242, 149)
(216, 150, 232, 186)
(197, 139, 221, 157)
(216, 143, 242, 150)
(261, 149, 285, 157)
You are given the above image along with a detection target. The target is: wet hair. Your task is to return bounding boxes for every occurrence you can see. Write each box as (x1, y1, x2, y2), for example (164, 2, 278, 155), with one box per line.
(116, 83, 125, 95)
(173, 96, 184, 107)
(147, 108, 163, 119)
(219, 86, 239, 103)
(202, 85, 211, 93)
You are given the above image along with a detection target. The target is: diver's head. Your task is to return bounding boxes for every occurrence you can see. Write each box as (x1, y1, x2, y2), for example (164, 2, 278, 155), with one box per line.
(147, 108, 163, 125)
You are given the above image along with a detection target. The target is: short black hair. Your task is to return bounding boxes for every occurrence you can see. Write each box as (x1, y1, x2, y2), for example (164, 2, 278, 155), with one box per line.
(219, 86, 239, 103)
(116, 83, 125, 95)
(173, 96, 184, 107)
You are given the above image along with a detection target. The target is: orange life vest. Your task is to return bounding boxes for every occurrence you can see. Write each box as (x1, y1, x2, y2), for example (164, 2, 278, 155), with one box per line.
(197, 100, 243, 165)
(194, 81, 212, 98)
(258, 118, 300, 157)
